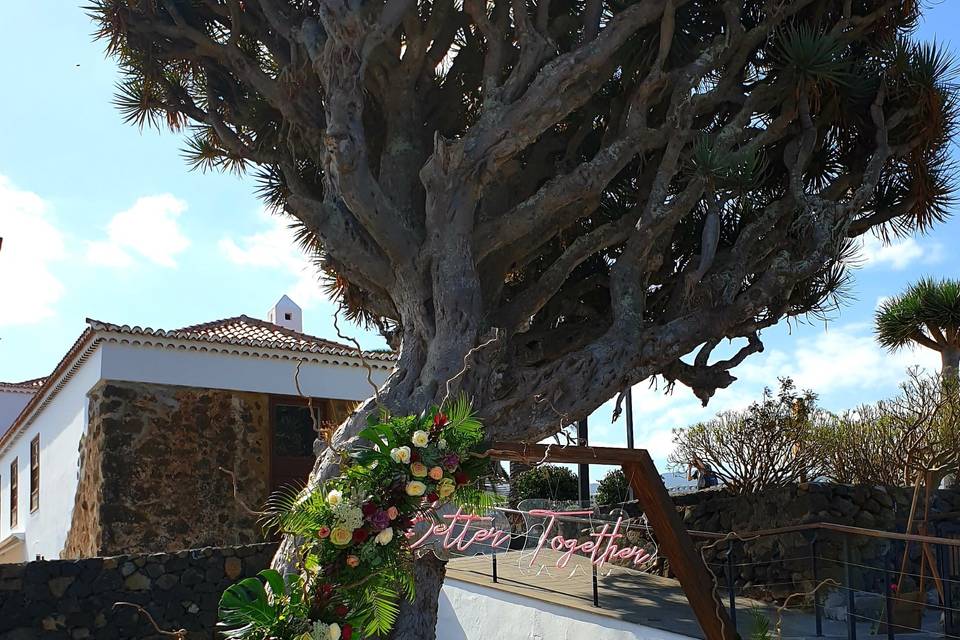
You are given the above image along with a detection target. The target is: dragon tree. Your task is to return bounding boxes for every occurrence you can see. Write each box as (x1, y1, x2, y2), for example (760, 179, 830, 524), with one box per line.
(90, 0, 957, 636)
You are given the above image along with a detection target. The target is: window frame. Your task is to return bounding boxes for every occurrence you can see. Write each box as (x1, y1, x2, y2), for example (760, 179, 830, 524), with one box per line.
(9, 458, 18, 529)
(29, 435, 40, 513)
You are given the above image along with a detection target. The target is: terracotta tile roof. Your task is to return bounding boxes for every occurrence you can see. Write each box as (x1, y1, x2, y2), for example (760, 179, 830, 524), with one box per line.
(176, 315, 354, 351)
(86, 316, 396, 361)
(0, 377, 47, 393)
(1, 315, 394, 451)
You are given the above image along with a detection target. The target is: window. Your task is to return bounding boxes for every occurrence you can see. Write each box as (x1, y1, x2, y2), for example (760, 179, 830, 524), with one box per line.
(9, 459, 17, 529)
(30, 436, 39, 512)
(284, 312, 292, 320)
(272, 404, 318, 458)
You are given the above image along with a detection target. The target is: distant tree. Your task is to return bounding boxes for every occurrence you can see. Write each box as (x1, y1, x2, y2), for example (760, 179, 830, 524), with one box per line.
(595, 469, 630, 507)
(876, 278, 960, 380)
(511, 465, 580, 504)
(819, 370, 960, 487)
(669, 379, 827, 494)
(91, 1, 958, 634)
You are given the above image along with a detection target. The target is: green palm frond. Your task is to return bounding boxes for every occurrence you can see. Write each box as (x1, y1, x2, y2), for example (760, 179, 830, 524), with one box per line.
(875, 277, 960, 351)
(452, 487, 504, 515)
(773, 25, 854, 89)
(261, 483, 330, 535)
(747, 607, 772, 640)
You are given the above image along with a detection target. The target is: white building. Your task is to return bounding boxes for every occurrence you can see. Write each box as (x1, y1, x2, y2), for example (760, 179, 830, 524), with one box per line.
(0, 297, 392, 563)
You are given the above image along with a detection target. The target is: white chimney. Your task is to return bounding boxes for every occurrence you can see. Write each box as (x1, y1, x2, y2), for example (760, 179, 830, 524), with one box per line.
(267, 295, 303, 332)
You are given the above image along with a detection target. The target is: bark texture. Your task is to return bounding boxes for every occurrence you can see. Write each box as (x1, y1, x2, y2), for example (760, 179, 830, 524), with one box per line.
(91, 1, 956, 637)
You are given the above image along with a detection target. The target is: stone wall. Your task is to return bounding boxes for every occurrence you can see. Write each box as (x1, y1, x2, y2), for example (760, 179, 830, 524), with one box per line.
(64, 381, 272, 558)
(0, 543, 277, 640)
(674, 483, 960, 597)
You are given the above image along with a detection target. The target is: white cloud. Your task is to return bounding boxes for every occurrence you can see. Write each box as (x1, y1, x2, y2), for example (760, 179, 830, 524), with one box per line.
(735, 322, 939, 393)
(0, 176, 66, 327)
(586, 322, 941, 470)
(858, 234, 942, 271)
(86, 194, 190, 268)
(219, 209, 328, 306)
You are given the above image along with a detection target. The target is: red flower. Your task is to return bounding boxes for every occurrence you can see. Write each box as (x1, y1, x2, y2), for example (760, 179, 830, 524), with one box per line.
(433, 412, 448, 428)
(454, 472, 469, 485)
(319, 583, 333, 599)
(335, 604, 349, 618)
(342, 624, 353, 640)
(361, 502, 378, 517)
(426, 492, 439, 503)
(410, 450, 421, 463)
(352, 528, 370, 544)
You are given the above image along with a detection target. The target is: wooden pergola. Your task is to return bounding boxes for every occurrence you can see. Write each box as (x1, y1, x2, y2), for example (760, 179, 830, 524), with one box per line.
(486, 442, 737, 640)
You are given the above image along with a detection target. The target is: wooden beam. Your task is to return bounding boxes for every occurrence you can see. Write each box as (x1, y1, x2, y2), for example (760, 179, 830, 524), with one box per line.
(623, 453, 737, 640)
(486, 441, 653, 465)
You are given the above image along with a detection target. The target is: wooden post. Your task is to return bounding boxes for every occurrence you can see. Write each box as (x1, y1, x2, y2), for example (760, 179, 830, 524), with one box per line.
(623, 452, 737, 640)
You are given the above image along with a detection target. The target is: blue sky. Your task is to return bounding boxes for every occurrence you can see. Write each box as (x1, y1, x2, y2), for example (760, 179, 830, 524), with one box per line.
(1, 3, 958, 479)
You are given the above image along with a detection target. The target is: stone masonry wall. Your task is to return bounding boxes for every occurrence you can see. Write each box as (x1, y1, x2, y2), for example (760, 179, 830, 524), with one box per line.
(0, 543, 277, 640)
(64, 381, 272, 558)
(673, 483, 960, 597)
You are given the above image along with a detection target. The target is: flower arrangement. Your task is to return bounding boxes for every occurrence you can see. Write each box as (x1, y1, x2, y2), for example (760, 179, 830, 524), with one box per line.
(218, 398, 498, 639)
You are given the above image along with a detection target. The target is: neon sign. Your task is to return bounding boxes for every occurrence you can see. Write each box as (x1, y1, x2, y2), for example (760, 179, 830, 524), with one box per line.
(409, 508, 658, 575)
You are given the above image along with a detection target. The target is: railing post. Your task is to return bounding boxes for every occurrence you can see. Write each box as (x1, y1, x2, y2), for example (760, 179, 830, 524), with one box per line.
(884, 569, 895, 640)
(936, 531, 953, 639)
(812, 535, 823, 637)
(491, 550, 498, 584)
(726, 540, 738, 631)
(844, 536, 857, 640)
(592, 564, 600, 608)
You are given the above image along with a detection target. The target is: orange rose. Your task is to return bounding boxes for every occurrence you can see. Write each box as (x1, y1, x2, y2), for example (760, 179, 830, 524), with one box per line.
(428, 466, 444, 481)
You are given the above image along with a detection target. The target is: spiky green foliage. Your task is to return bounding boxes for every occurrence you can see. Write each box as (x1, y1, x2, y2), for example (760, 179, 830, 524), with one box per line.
(86, 1, 959, 407)
(875, 277, 960, 353)
(747, 607, 772, 640)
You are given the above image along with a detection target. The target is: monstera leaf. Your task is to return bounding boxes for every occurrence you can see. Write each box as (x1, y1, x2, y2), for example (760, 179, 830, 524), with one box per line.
(218, 569, 306, 639)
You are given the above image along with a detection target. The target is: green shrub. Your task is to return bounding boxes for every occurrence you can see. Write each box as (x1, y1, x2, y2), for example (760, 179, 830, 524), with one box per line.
(511, 465, 579, 503)
(595, 469, 629, 507)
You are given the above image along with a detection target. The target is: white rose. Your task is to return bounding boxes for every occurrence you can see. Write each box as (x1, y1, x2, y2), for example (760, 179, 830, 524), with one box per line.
(411, 430, 430, 447)
(375, 527, 394, 545)
(329, 623, 341, 640)
(390, 446, 411, 464)
(326, 489, 342, 506)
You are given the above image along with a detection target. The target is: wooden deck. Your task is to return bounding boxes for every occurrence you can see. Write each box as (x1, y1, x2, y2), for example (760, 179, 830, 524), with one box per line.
(447, 549, 712, 638)
(446, 550, 904, 639)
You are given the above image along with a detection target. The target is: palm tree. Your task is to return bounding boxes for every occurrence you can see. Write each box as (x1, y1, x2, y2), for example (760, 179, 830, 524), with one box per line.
(876, 278, 960, 380)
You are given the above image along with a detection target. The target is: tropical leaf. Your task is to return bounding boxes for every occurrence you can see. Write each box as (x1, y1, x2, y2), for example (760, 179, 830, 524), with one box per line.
(218, 572, 278, 638)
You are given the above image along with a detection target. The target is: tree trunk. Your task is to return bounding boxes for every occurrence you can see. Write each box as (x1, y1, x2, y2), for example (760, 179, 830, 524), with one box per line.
(272, 330, 489, 639)
(941, 346, 960, 383)
(939, 348, 959, 488)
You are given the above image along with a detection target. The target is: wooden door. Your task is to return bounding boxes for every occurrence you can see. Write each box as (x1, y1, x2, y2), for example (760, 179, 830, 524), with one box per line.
(269, 398, 323, 493)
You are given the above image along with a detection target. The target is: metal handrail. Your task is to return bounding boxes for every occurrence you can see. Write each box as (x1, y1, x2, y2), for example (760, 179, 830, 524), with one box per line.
(492, 506, 960, 547)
